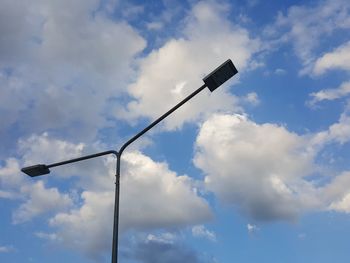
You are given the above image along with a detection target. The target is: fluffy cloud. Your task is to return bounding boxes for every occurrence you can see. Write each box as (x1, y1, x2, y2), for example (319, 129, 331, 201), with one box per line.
(26, 135, 211, 259)
(324, 171, 350, 213)
(17, 133, 212, 228)
(267, 0, 350, 74)
(48, 191, 113, 261)
(194, 114, 318, 221)
(194, 113, 350, 220)
(120, 152, 212, 229)
(0, 158, 25, 191)
(18, 133, 85, 167)
(2, 131, 211, 259)
(13, 181, 73, 224)
(0, 148, 73, 224)
(313, 41, 350, 75)
(311, 108, 350, 145)
(121, 1, 261, 130)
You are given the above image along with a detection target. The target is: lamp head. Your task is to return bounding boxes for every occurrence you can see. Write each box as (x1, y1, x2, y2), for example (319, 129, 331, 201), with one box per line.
(203, 59, 238, 92)
(21, 164, 50, 177)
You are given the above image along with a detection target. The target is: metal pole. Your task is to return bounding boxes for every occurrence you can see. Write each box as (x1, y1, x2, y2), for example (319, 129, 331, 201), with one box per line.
(111, 154, 120, 263)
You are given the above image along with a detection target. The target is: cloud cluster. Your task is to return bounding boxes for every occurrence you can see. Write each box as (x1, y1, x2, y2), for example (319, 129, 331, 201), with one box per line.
(266, 0, 350, 74)
(121, 1, 262, 130)
(8, 133, 211, 259)
(194, 113, 317, 221)
(307, 41, 350, 106)
(45, 150, 212, 258)
(0, 156, 74, 224)
(194, 113, 350, 221)
(0, 0, 146, 146)
(13, 181, 73, 224)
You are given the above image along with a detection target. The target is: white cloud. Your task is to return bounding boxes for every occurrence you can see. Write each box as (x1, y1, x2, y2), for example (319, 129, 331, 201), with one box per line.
(37, 149, 211, 259)
(192, 225, 216, 241)
(311, 109, 350, 145)
(0, 245, 15, 253)
(7, 132, 211, 258)
(194, 113, 318, 221)
(323, 115, 350, 145)
(274, 68, 286, 75)
(35, 232, 60, 242)
(17, 132, 117, 190)
(146, 232, 176, 244)
(0, 158, 25, 189)
(329, 192, 350, 213)
(247, 223, 259, 234)
(309, 81, 350, 105)
(13, 181, 73, 224)
(243, 92, 260, 106)
(322, 171, 350, 213)
(267, 0, 350, 74)
(194, 112, 350, 221)
(121, 1, 261, 130)
(313, 41, 350, 75)
(120, 151, 212, 229)
(0, 157, 56, 224)
(18, 133, 85, 167)
(48, 191, 113, 261)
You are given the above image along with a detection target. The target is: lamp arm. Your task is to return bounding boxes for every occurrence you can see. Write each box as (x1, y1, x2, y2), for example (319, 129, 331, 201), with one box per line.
(46, 150, 118, 169)
(117, 83, 207, 158)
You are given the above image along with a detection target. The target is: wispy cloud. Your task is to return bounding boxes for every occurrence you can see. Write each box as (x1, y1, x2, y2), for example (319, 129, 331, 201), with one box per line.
(192, 225, 217, 242)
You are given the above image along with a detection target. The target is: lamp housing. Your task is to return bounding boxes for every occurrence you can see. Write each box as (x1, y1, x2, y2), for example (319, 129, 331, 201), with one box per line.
(21, 164, 50, 177)
(203, 59, 238, 92)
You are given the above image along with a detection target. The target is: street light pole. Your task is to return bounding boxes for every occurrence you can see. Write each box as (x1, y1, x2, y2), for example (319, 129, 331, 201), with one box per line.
(112, 83, 207, 263)
(21, 59, 238, 263)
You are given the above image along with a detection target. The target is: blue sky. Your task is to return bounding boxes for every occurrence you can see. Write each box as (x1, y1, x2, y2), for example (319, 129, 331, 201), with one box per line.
(1, 0, 350, 262)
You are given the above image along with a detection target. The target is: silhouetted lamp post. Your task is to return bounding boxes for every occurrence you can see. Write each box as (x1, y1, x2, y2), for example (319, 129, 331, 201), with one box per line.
(21, 59, 238, 263)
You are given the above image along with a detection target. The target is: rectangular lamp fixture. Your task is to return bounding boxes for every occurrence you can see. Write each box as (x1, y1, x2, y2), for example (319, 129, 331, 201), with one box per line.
(203, 59, 238, 92)
(21, 164, 50, 177)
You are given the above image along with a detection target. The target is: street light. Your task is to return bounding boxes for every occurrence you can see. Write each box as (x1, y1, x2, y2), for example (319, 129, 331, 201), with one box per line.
(21, 59, 238, 263)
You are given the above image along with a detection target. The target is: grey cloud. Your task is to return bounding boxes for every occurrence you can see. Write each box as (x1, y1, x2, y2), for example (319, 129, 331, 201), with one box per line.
(0, 0, 146, 149)
(123, 237, 211, 263)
